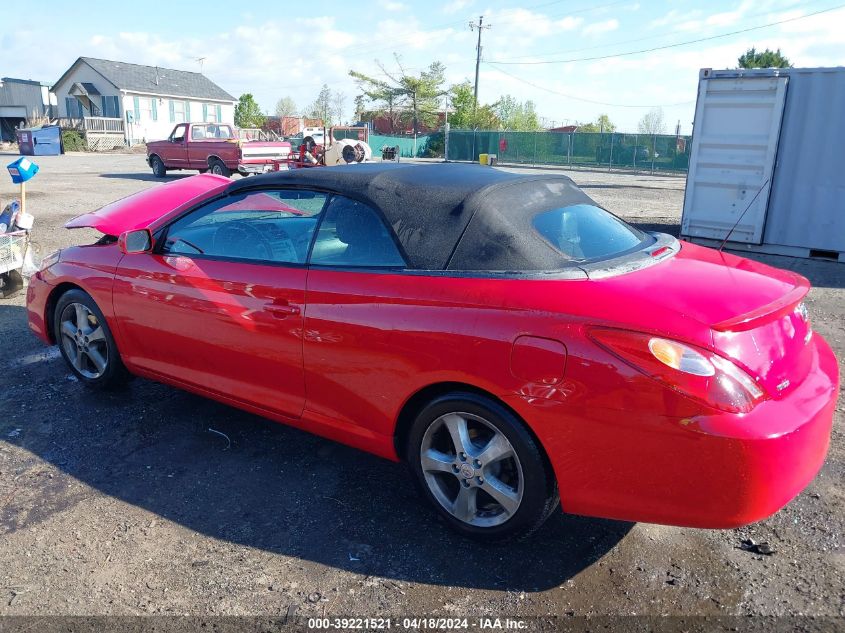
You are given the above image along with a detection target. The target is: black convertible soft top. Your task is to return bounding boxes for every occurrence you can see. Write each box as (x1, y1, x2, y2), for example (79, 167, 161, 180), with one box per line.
(228, 162, 605, 271)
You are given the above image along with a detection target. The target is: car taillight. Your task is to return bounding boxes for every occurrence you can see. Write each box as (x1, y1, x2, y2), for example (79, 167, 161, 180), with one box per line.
(589, 328, 767, 414)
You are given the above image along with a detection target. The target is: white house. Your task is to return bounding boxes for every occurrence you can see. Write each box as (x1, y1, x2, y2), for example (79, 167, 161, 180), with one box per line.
(53, 57, 237, 146)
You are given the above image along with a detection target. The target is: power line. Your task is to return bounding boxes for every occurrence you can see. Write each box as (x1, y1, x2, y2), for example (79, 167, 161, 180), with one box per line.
(492, 0, 826, 61)
(484, 62, 696, 108)
(487, 3, 845, 65)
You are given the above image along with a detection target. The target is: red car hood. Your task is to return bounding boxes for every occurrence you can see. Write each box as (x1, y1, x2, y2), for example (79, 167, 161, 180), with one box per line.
(65, 173, 230, 235)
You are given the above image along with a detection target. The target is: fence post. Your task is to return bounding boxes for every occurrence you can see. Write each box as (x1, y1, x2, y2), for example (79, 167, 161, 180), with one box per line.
(472, 128, 477, 163)
(651, 134, 656, 174)
(633, 134, 638, 171)
(444, 123, 450, 161)
(567, 133, 572, 169)
(533, 129, 538, 166)
(608, 132, 614, 172)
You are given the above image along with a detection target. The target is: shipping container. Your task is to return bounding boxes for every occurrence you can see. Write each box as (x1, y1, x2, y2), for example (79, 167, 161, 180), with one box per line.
(681, 67, 845, 263)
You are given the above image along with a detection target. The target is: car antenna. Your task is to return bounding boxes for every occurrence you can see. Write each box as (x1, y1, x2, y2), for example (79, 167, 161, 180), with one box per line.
(718, 178, 770, 252)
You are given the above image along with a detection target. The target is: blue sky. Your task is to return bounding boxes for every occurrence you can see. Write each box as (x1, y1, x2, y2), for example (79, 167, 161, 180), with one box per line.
(3, 0, 844, 132)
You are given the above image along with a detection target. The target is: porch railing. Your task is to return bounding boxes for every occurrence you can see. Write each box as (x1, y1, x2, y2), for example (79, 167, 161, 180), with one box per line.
(57, 116, 124, 134)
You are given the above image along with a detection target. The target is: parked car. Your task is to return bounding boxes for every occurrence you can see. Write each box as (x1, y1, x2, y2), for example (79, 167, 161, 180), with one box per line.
(26, 164, 838, 541)
(146, 123, 291, 178)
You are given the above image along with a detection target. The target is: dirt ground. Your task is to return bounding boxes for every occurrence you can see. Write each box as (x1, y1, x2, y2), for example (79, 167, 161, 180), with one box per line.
(0, 154, 842, 626)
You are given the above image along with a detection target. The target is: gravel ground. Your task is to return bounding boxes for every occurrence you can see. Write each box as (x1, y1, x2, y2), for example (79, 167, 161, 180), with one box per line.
(0, 153, 842, 625)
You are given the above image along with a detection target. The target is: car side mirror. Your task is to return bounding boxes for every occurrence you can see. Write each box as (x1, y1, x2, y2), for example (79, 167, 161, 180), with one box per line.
(118, 229, 153, 254)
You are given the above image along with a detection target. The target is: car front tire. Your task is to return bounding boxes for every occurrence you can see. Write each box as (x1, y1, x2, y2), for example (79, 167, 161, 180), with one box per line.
(54, 289, 129, 390)
(407, 392, 559, 542)
(150, 155, 166, 178)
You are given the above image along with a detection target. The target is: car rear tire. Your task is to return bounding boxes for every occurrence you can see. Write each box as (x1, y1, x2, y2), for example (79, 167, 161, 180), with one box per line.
(54, 289, 129, 390)
(407, 392, 559, 542)
(150, 155, 166, 178)
(209, 159, 231, 178)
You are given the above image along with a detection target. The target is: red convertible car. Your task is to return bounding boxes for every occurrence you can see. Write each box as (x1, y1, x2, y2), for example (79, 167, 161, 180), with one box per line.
(26, 164, 838, 541)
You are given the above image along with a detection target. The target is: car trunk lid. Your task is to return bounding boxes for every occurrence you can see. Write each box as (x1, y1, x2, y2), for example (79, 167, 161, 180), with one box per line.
(593, 241, 814, 396)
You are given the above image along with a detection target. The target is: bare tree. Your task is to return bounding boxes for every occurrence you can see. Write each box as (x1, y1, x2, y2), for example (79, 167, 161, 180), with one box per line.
(307, 84, 334, 126)
(275, 97, 297, 120)
(638, 107, 666, 136)
(332, 92, 346, 126)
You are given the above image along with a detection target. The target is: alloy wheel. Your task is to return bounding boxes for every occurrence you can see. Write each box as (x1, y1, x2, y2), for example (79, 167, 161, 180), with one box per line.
(59, 302, 109, 379)
(420, 412, 524, 527)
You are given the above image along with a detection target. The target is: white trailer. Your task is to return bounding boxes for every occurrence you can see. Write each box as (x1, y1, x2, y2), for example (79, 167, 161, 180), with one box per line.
(681, 67, 845, 263)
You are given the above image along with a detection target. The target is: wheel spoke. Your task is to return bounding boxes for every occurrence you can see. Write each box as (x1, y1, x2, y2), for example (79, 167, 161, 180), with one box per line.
(452, 486, 478, 523)
(60, 320, 76, 340)
(74, 304, 88, 328)
(477, 433, 514, 467)
(442, 413, 472, 456)
(421, 448, 454, 474)
(74, 347, 85, 370)
(85, 348, 107, 374)
(87, 325, 106, 343)
(482, 475, 520, 516)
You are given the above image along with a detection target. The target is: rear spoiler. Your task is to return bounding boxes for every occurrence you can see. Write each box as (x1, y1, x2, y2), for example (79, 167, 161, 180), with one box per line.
(711, 277, 810, 332)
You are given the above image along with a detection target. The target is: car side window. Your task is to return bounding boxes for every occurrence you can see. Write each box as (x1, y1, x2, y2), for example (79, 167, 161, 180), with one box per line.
(160, 189, 328, 265)
(309, 196, 406, 268)
(171, 124, 187, 143)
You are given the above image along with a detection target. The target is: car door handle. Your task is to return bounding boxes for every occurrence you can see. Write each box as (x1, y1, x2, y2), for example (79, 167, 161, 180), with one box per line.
(266, 302, 301, 318)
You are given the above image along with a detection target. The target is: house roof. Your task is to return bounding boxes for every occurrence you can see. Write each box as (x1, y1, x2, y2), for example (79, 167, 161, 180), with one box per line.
(55, 57, 236, 102)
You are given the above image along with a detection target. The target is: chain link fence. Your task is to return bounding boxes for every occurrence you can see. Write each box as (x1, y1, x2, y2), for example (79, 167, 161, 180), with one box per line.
(445, 129, 691, 173)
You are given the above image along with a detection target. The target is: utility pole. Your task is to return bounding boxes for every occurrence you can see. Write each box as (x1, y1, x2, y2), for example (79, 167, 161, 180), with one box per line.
(469, 15, 492, 108)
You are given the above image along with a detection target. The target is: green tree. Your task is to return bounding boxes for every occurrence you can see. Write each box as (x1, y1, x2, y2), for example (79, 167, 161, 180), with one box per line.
(738, 47, 792, 69)
(234, 93, 265, 128)
(353, 94, 366, 123)
(274, 96, 297, 120)
(449, 80, 499, 129)
(577, 114, 616, 133)
(494, 95, 542, 131)
(351, 58, 447, 135)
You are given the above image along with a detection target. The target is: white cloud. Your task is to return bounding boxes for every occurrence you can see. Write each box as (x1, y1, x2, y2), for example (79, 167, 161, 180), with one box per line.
(442, 0, 474, 15)
(649, 8, 704, 29)
(583, 19, 620, 36)
(379, 0, 407, 12)
(705, 0, 754, 27)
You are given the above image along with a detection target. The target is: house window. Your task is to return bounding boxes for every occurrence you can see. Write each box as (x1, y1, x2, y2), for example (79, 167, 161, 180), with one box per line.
(203, 103, 223, 123)
(139, 98, 155, 122)
(65, 97, 85, 119)
(171, 100, 186, 123)
(101, 95, 120, 118)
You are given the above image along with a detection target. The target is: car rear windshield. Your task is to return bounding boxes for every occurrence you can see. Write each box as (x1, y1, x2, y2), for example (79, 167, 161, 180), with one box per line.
(532, 204, 648, 262)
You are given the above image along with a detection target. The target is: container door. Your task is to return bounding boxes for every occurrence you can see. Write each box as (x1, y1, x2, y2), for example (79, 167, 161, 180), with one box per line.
(681, 73, 788, 244)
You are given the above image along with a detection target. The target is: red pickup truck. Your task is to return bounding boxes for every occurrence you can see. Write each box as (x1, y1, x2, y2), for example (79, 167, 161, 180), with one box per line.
(146, 123, 291, 178)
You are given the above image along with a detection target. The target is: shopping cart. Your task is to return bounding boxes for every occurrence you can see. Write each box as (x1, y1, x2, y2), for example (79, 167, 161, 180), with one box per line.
(0, 230, 39, 298)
